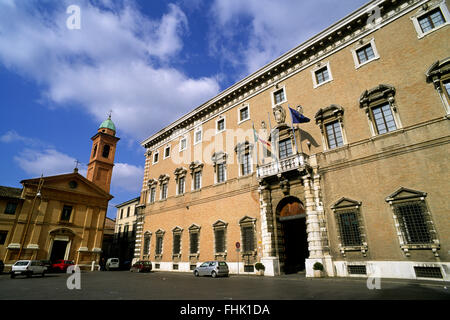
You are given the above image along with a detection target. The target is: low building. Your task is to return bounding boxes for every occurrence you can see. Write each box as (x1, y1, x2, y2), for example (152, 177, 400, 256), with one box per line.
(113, 197, 140, 265)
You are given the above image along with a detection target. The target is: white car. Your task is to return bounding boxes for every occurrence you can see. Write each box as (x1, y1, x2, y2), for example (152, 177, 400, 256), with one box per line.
(10, 260, 47, 278)
(105, 258, 120, 271)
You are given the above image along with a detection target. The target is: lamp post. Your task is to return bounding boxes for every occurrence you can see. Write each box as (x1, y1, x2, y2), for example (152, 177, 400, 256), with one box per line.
(17, 176, 44, 260)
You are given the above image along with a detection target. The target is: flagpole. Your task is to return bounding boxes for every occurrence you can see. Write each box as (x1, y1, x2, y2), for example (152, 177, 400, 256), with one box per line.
(289, 105, 300, 155)
(252, 121, 259, 169)
(268, 112, 279, 171)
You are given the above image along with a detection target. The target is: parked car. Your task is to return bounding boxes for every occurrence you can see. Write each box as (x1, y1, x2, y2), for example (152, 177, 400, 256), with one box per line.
(10, 260, 46, 278)
(193, 261, 229, 278)
(51, 260, 75, 272)
(0, 260, 4, 274)
(121, 260, 131, 270)
(130, 260, 152, 273)
(40, 260, 52, 271)
(105, 258, 120, 271)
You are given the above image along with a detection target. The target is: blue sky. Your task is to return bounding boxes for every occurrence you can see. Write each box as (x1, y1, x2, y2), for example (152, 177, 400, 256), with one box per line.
(0, 0, 368, 218)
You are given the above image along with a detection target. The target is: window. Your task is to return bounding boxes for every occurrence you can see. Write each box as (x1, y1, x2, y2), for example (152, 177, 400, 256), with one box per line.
(164, 146, 171, 159)
(124, 224, 129, 239)
(312, 62, 333, 88)
(92, 144, 98, 158)
(216, 163, 225, 183)
(60, 205, 73, 222)
(178, 177, 185, 195)
(278, 138, 293, 159)
(273, 88, 286, 105)
(155, 235, 163, 255)
(153, 151, 159, 164)
(216, 118, 225, 133)
(386, 187, 440, 257)
(179, 138, 187, 152)
(4, 202, 18, 215)
(239, 105, 250, 123)
(190, 232, 199, 254)
(149, 187, 156, 203)
(212, 152, 227, 184)
(102, 145, 110, 158)
(127, 207, 130, 218)
(213, 220, 227, 256)
(193, 171, 201, 190)
(356, 44, 375, 64)
(351, 39, 380, 69)
(194, 127, 202, 144)
(241, 153, 252, 176)
(315, 67, 329, 84)
(120, 208, 123, 219)
(173, 234, 181, 255)
(411, 2, 450, 38)
(242, 226, 255, 252)
(161, 183, 168, 200)
(360, 84, 401, 136)
(235, 141, 254, 177)
(444, 80, 450, 96)
(143, 233, 151, 255)
(325, 121, 344, 149)
(331, 198, 368, 257)
(0, 230, 8, 245)
(426, 58, 450, 115)
(371, 103, 397, 134)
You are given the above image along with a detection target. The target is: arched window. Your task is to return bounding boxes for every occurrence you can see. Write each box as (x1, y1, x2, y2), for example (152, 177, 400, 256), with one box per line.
(102, 145, 111, 158)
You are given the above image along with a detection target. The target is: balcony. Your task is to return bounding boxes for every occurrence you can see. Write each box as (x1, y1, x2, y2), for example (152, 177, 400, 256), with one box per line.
(257, 153, 309, 179)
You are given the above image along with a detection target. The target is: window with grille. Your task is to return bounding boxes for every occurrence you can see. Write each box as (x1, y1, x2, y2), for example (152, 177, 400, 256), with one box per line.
(173, 234, 181, 255)
(242, 226, 255, 252)
(279, 138, 293, 159)
(356, 44, 376, 64)
(217, 163, 225, 183)
(60, 205, 73, 221)
(143, 234, 150, 255)
(215, 229, 225, 253)
(4, 202, 18, 215)
(0, 230, 8, 245)
(273, 89, 286, 105)
(161, 183, 168, 200)
(444, 80, 450, 97)
(325, 121, 344, 149)
(190, 232, 199, 254)
(241, 153, 252, 176)
(178, 177, 185, 195)
(155, 236, 163, 254)
(348, 265, 367, 275)
(418, 8, 446, 33)
(371, 103, 397, 134)
(337, 210, 362, 246)
(414, 266, 443, 279)
(394, 201, 432, 244)
(193, 171, 201, 190)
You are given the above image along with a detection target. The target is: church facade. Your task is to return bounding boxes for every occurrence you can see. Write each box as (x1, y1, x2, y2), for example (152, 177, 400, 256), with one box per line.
(0, 117, 119, 270)
(136, 0, 449, 280)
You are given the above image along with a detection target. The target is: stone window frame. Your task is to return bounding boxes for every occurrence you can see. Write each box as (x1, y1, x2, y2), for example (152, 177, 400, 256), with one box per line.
(188, 224, 201, 259)
(59, 204, 75, 224)
(359, 84, 402, 137)
(234, 141, 254, 177)
(158, 174, 170, 201)
(189, 161, 204, 191)
(426, 57, 450, 116)
(314, 104, 348, 151)
(331, 197, 368, 257)
(211, 151, 228, 184)
(142, 231, 152, 257)
(386, 187, 440, 257)
(271, 84, 287, 106)
(238, 103, 251, 124)
(4, 201, 19, 215)
(216, 116, 226, 134)
(239, 216, 257, 257)
(194, 126, 203, 145)
(350, 37, 380, 69)
(174, 167, 187, 196)
(152, 150, 159, 165)
(179, 136, 188, 152)
(163, 144, 171, 159)
(172, 226, 183, 259)
(154, 229, 165, 259)
(410, 0, 450, 39)
(212, 220, 228, 259)
(311, 61, 333, 88)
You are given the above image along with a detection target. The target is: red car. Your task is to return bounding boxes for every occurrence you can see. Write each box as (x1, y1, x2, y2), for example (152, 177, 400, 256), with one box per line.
(51, 260, 75, 272)
(130, 260, 152, 273)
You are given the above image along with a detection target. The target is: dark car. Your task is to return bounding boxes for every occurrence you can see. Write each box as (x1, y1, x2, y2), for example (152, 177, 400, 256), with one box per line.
(40, 260, 52, 272)
(194, 261, 229, 278)
(130, 260, 152, 273)
(0, 260, 4, 274)
(51, 260, 75, 272)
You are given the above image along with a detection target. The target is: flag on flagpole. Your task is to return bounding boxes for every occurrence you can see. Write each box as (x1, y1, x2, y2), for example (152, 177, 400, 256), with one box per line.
(289, 107, 311, 124)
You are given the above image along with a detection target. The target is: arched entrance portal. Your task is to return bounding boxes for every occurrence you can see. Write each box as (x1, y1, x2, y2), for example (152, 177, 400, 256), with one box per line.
(48, 228, 76, 262)
(277, 196, 308, 274)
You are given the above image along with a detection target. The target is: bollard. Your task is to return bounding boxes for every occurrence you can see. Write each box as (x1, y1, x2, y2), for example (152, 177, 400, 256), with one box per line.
(91, 261, 95, 271)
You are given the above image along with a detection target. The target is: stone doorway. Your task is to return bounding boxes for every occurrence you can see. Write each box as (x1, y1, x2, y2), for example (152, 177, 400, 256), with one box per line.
(50, 240, 68, 261)
(277, 196, 309, 274)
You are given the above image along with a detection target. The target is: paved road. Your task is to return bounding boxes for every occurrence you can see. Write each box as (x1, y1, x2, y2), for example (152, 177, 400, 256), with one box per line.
(0, 270, 449, 300)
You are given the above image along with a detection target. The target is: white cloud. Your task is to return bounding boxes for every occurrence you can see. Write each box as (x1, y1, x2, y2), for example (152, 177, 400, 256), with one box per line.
(0, 0, 220, 141)
(111, 163, 144, 193)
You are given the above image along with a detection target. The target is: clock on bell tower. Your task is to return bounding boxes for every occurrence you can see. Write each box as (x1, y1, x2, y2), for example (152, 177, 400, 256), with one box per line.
(86, 115, 120, 193)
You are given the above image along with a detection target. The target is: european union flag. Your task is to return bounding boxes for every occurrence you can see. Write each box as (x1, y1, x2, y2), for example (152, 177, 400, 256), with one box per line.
(289, 107, 310, 124)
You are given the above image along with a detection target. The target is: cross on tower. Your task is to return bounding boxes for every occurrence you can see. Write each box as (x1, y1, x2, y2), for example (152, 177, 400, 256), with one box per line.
(74, 159, 81, 170)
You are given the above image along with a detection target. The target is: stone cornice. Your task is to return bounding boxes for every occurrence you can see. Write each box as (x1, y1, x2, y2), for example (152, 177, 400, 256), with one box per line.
(141, 0, 423, 150)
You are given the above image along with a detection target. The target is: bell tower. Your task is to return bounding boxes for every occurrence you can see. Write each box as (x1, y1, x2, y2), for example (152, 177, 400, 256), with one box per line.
(86, 115, 120, 193)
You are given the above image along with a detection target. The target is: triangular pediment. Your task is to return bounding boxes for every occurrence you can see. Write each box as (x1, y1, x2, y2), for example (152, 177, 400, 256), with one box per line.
(239, 216, 257, 224)
(21, 172, 113, 200)
(188, 224, 201, 231)
(331, 197, 361, 210)
(385, 187, 427, 202)
(212, 220, 228, 228)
